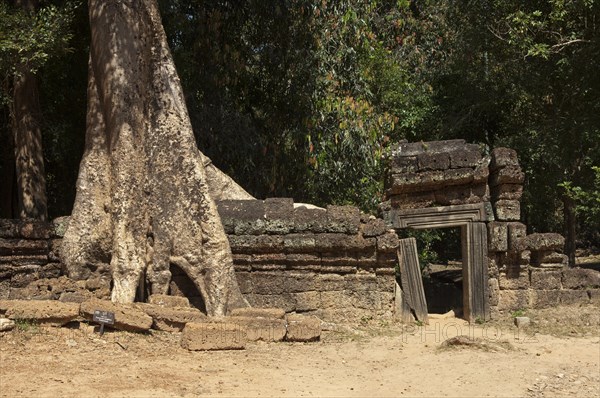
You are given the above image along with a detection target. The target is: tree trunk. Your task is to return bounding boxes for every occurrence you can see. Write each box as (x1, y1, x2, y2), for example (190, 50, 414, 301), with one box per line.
(62, 0, 248, 316)
(11, 0, 48, 221)
(563, 194, 577, 267)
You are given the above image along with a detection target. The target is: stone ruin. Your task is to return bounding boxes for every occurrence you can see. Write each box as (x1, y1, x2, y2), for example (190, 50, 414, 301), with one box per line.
(1, 139, 599, 339)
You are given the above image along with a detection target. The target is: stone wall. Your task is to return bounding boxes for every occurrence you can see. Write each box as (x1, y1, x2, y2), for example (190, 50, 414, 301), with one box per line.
(384, 140, 600, 317)
(0, 199, 398, 322)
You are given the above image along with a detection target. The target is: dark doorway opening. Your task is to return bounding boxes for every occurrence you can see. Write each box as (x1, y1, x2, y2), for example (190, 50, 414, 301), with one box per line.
(168, 264, 207, 313)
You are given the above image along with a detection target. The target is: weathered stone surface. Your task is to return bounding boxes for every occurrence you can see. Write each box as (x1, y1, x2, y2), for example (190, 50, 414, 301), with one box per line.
(80, 299, 152, 332)
(285, 314, 321, 342)
(390, 155, 418, 173)
(148, 294, 190, 308)
(245, 293, 297, 313)
(499, 272, 529, 290)
(136, 303, 206, 332)
(361, 218, 387, 237)
(293, 291, 321, 311)
(497, 290, 530, 311)
(448, 145, 481, 168)
(491, 184, 523, 201)
(532, 251, 567, 264)
(488, 222, 508, 252)
(507, 222, 527, 251)
(393, 139, 466, 157)
(588, 289, 600, 304)
(263, 198, 294, 234)
(387, 171, 445, 193)
(390, 192, 436, 209)
(530, 290, 560, 308)
(559, 290, 590, 305)
(181, 322, 246, 350)
(489, 166, 525, 186)
(228, 235, 285, 254)
(490, 147, 519, 170)
(0, 239, 49, 256)
(417, 152, 450, 171)
(325, 205, 360, 234)
(494, 200, 520, 221)
(515, 233, 565, 252)
(0, 220, 53, 239)
(3, 300, 79, 326)
(292, 206, 327, 233)
(376, 232, 399, 252)
(59, 291, 94, 303)
(229, 307, 286, 319)
(514, 316, 530, 328)
(562, 268, 600, 290)
(488, 278, 499, 306)
(530, 270, 562, 290)
(226, 316, 287, 342)
(0, 317, 15, 332)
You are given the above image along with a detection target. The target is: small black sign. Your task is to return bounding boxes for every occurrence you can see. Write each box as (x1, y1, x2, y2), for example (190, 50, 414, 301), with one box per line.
(93, 310, 115, 325)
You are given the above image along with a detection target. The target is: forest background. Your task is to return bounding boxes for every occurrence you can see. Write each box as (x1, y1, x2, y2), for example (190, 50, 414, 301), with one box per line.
(1, 0, 598, 264)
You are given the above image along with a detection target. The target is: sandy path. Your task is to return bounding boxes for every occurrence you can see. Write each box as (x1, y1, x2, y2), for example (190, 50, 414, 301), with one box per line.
(1, 317, 598, 398)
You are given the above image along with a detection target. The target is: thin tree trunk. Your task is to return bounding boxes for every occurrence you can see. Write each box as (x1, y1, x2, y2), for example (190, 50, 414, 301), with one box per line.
(11, 0, 48, 221)
(563, 194, 577, 267)
(62, 0, 247, 316)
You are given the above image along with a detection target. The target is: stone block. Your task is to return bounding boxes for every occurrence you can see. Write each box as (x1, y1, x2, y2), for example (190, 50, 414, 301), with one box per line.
(530, 270, 562, 290)
(434, 185, 484, 206)
(361, 218, 387, 237)
(488, 222, 508, 252)
(491, 184, 523, 201)
(443, 168, 475, 185)
(514, 316, 530, 328)
(489, 278, 499, 306)
(264, 198, 294, 234)
(532, 251, 567, 264)
(490, 147, 519, 170)
(393, 139, 466, 156)
(251, 273, 286, 295)
(293, 206, 327, 233)
(282, 234, 317, 253)
(3, 300, 79, 326)
(228, 235, 285, 254)
(80, 299, 152, 332)
(417, 151, 450, 171)
(225, 316, 287, 342)
(448, 145, 481, 168)
(490, 166, 525, 186)
(390, 192, 436, 209)
(507, 222, 527, 251)
(181, 322, 246, 351)
(283, 272, 319, 293)
(530, 290, 560, 308)
(562, 268, 600, 290)
(515, 233, 565, 252)
(319, 274, 345, 291)
(588, 289, 600, 304)
(293, 291, 321, 311)
(59, 291, 94, 303)
(0, 317, 15, 332)
(0, 239, 49, 256)
(148, 294, 190, 308)
(499, 272, 529, 290)
(390, 155, 418, 173)
(285, 314, 321, 342)
(376, 232, 400, 252)
(229, 307, 286, 319)
(559, 290, 590, 305)
(325, 205, 360, 234)
(497, 290, 530, 311)
(387, 171, 445, 194)
(245, 293, 296, 313)
(494, 200, 520, 221)
(137, 303, 206, 332)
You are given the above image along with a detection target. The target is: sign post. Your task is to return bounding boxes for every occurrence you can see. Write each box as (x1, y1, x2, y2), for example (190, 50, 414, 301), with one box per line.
(92, 310, 115, 336)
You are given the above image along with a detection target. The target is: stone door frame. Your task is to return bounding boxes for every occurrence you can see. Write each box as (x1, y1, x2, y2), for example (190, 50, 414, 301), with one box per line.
(384, 203, 490, 322)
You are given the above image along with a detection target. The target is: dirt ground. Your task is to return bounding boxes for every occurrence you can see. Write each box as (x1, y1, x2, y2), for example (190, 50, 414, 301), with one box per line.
(1, 304, 599, 398)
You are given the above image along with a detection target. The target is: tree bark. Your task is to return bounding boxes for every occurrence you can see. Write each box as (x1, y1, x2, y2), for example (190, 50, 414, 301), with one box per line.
(562, 194, 577, 267)
(11, 0, 48, 221)
(62, 0, 248, 316)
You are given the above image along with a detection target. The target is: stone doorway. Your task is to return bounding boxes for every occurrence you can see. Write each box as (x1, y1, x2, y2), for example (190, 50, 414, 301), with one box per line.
(385, 203, 490, 322)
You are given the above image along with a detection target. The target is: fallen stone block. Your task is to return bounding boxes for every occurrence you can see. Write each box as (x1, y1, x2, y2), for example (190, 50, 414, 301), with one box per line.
(227, 316, 287, 342)
(515, 233, 565, 252)
(0, 317, 15, 332)
(513, 316, 530, 328)
(136, 303, 206, 332)
(229, 307, 286, 319)
(148, 294, 190, 308)
(181, 322, 246, 350)
(2, 300, 79, 326)
(285, 314, 321, 342)
(80, 299, 152, 332)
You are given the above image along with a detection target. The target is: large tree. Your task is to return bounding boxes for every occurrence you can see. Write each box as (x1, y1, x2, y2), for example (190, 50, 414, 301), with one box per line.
(61, 0, 251, 316)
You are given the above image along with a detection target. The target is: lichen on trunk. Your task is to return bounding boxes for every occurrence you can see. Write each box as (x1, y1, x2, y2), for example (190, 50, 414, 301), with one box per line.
(61, 0, 249, 316)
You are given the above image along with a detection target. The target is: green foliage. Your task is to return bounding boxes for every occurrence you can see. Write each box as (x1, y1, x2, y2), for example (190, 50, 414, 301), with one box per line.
(0, 1, 77, 104)
(560, 166, 600, 245)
